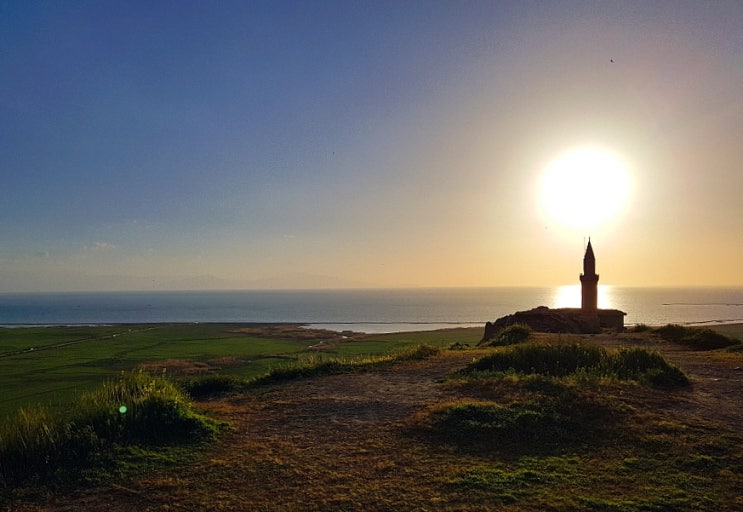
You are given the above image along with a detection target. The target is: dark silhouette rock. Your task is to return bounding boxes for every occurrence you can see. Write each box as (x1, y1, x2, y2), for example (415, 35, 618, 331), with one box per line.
(481, 241, 626, 345)
(480, 306, 626, 344)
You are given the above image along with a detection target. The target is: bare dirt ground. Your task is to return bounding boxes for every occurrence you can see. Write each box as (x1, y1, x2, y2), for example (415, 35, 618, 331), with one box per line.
(14, 333, 743, 511)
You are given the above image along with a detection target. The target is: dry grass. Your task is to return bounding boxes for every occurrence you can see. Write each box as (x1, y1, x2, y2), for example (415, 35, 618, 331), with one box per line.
(137, 356, 245, 376)
(12, 332, 743, 511)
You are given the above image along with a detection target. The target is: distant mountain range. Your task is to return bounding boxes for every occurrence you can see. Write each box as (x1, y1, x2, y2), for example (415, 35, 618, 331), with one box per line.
(0, 270, 375, 292)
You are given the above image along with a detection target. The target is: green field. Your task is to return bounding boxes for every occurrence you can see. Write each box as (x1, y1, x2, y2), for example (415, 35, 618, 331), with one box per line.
(0, 324, 481, 418)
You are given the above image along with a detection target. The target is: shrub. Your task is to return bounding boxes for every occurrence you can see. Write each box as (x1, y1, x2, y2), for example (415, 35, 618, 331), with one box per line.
(0, 371, 218, 488)
(492, 324, 532, 346)
(462, 343, 689, 387)
(630, 323, 651, 333)
(394, 344, 440, 361)
(0, 408, 101, 487)
(423, 392, 613, 452)
(654, 324, 740, 350)
(466, 343, 607, 377)
(77, 371, 217, 445)
(607, 347, 690, 387)
(180, 375, 241, 398)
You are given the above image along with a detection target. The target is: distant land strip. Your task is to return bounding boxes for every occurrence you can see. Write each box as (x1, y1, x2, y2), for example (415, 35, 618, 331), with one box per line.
(663, 303, 743, 306)
(303, 321, 485, 327)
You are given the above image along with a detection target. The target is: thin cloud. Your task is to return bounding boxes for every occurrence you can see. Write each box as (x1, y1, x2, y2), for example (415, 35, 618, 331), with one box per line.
(88, 242, 117, 252)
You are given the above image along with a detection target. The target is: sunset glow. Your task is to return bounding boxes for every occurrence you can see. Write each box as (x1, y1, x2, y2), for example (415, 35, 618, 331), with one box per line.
(539, 147, 631, 231)
(1, 2, 742, 290)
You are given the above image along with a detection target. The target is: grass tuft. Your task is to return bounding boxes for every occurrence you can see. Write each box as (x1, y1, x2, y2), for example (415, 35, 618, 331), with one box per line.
(462, 342, 689, 387)
(0, 371, 218, 489)
(249, 344, 440, 386)
(654, 324, 740, 350)
(490, 324, 532, 346)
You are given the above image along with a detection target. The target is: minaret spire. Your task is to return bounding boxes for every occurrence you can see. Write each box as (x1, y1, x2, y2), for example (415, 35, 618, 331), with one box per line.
(580, 238, 599, 311)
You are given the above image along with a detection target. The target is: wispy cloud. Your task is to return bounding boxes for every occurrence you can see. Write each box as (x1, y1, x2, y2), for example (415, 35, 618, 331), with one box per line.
(88, 242, 117, 252)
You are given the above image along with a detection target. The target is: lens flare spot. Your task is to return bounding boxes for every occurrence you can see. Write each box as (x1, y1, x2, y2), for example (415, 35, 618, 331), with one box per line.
(119, 405, 128, 414)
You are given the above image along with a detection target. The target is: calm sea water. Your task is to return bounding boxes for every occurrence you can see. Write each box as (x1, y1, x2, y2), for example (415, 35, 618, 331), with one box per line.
(0, 287, 741, 333)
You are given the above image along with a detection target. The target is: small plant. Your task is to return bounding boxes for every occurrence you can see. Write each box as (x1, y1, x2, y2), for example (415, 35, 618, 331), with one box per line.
(630, 323, 651, 333)
(491, 324, 532, 346)
(654, 324, 740, 350)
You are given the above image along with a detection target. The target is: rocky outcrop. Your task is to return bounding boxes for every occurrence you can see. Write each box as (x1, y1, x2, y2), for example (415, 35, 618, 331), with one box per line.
(480, 306, 626, 344)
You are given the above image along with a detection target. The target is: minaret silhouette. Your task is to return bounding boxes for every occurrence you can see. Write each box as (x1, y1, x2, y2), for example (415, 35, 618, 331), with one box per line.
(580, 239, 599, 311)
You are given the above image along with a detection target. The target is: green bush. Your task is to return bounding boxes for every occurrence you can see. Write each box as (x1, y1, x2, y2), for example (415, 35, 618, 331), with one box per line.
(462, 342, 689, 387)
(466, 343, 607, 377)
(0, 371, 217, 488)
(654, 324, 739, 350)
(492, 324, 532, 346)
(180, 375, 241, 398)
(425, 391, 612, 451)
(77, 371, 217, 445)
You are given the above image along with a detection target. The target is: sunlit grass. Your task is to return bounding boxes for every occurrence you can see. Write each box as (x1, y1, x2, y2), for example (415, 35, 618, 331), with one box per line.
(461, 342, 689, 387)
(0, 371, 218, 492)
(183, 344, 441, 395)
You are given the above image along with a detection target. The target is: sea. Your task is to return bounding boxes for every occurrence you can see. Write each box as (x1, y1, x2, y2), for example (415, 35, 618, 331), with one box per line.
(0, 287, 742, 333)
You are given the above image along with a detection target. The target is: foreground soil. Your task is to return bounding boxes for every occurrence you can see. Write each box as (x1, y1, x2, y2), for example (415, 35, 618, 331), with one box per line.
(13, 332, 743, 511)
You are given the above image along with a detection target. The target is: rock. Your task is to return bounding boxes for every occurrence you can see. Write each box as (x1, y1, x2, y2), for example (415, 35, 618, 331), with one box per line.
(480, 306, 625, 345)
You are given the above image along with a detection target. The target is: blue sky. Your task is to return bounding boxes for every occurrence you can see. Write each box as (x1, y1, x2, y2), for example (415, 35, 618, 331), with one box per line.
(1, 1, 742, 291)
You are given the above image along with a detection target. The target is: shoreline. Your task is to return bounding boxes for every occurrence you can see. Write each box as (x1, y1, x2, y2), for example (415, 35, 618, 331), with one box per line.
(1, 320, 742, 335)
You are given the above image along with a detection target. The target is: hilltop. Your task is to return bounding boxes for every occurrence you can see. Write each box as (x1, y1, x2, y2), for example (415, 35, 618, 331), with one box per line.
(9, 327, 743, 511)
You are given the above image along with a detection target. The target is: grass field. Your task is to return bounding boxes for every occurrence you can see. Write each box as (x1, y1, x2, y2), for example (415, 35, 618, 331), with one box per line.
(0, 323, 480, 417)
(1, 323, 742, 510)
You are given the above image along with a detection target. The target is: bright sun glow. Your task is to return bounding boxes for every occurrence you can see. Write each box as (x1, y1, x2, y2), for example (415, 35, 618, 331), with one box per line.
(553, 284, 614, 309)
(539, 147, 631, 230)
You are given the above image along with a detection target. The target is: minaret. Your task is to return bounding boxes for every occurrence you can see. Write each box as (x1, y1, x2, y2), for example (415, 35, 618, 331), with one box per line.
(580, 239, 599, 311)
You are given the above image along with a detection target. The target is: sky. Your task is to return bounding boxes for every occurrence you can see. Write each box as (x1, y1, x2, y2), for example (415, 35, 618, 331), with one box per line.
(1, 0, 742, 292)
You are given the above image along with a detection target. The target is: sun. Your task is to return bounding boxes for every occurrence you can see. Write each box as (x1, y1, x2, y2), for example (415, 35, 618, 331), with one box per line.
(538, 146, 631, 231)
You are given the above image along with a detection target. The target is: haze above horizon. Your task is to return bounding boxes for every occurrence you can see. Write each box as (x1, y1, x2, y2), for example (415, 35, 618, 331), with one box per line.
(2, 1, 742, 292)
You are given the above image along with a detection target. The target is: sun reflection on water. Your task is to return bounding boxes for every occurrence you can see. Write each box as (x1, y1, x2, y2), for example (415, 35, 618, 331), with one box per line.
(552, 285, 615, 309)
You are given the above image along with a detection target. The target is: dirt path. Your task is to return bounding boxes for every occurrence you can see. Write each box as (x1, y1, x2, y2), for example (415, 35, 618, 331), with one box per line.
(24, 351, 482, 511)
(588, 333, 743, 431)
(16, 337, 743, 511)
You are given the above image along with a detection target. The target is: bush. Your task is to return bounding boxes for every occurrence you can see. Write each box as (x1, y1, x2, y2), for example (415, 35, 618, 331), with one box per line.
(462, 342, 689, 387)
(466, 343, 606, 377)
(629, 323, 651, 333)
(423, 391, 613, 452)
(180, 375, 241, 398)
(492, 324, 532, 346)
(608, 347, 690, 387)
(77, 371, 217, 445)
(0, 371, 218, 488)
(654, 324, 740, 350)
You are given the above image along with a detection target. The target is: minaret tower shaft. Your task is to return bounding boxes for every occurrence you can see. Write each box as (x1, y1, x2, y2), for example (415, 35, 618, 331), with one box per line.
(580, 239, 599, 311)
